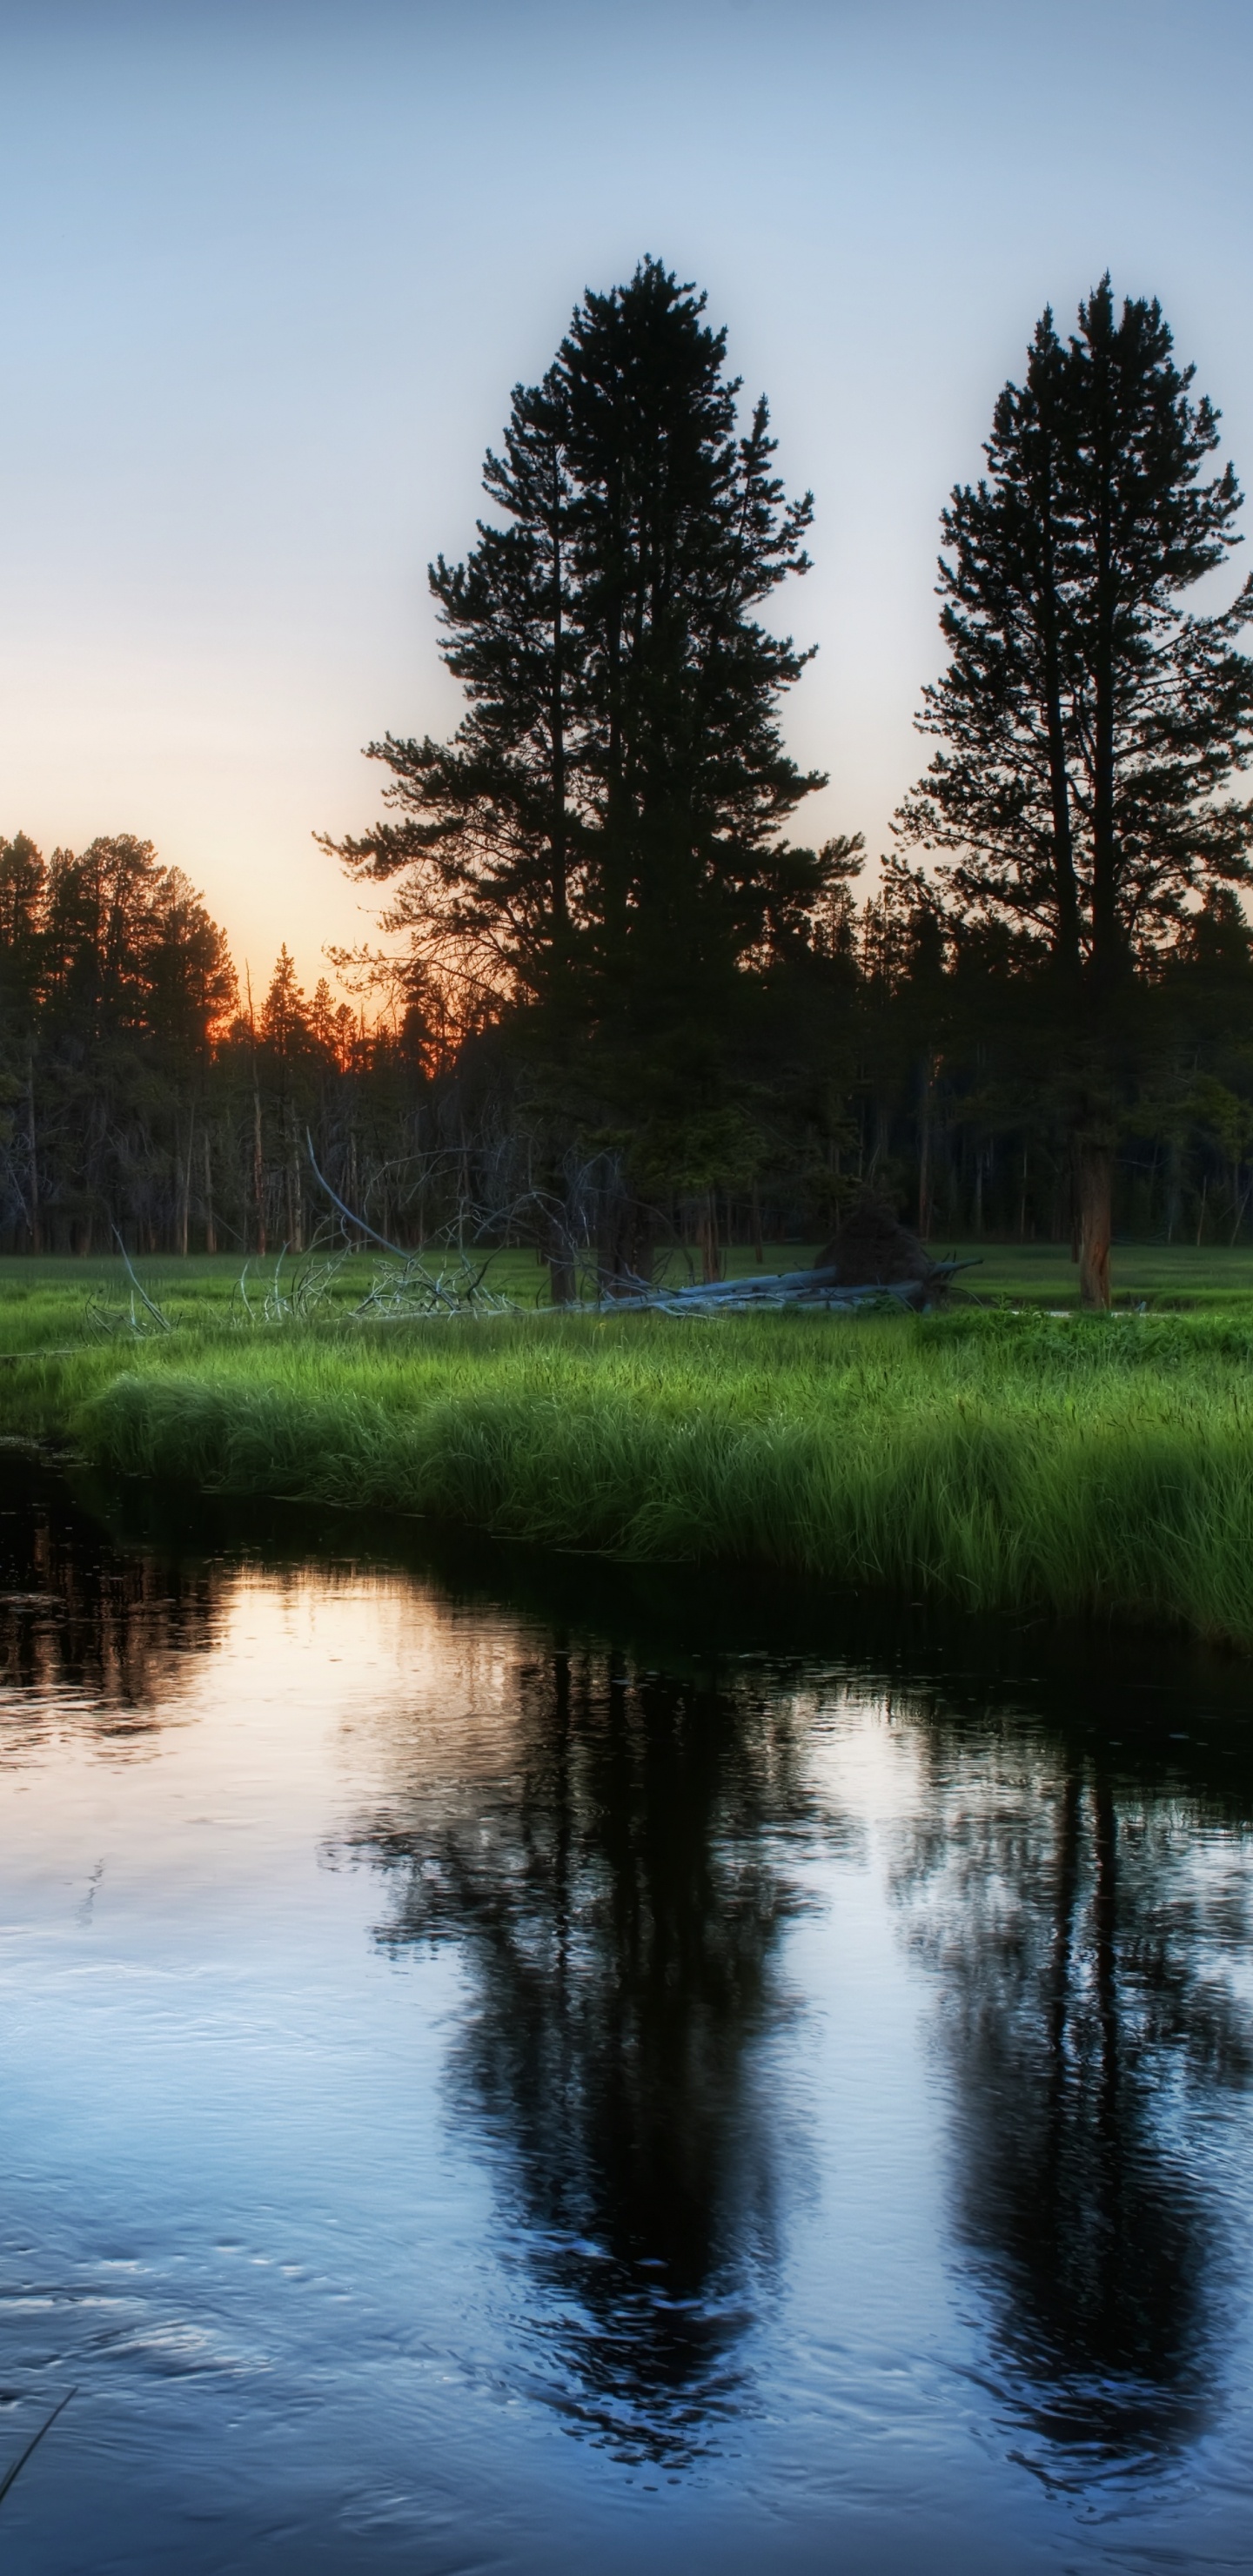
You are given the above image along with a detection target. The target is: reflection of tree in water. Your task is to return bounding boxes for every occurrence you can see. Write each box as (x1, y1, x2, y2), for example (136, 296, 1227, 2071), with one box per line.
(893, 1719, 1253, 2464)
(345, 1647, 828, 2460)
(0, 1455, 222, 1734)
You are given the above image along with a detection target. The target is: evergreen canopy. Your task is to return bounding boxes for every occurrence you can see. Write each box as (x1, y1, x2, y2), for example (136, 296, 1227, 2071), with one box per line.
(328, 258, 838, 1069)
(896, 278, 1253, 985)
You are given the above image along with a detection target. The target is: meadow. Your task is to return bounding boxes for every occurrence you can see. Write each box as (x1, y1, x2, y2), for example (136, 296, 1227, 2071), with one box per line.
(3, 1245, 1253, 1647)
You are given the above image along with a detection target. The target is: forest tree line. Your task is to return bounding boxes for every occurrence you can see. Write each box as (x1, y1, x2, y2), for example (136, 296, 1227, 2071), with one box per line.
(3, 825, 1253, 1271)
(3, 264, 1251, 1292)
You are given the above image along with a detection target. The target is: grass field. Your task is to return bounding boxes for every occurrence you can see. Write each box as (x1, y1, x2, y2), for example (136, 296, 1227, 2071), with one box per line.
(3, 1243, 1253, 1647)
(3, 1235, 1253, 1334)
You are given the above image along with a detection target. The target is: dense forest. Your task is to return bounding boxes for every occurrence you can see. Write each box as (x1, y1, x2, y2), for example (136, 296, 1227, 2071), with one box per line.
(3, 265, 1251, 1298)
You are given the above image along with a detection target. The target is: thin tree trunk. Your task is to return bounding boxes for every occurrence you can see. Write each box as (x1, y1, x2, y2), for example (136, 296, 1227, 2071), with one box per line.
(1075, 1138, 1113, 1308)
(698, 1191, 723, 1285)
(917, 1056, 933, 1239)
(286, 1107, 303, 1253)
(246, 969, 266, 1255)
(598, 1173, 647, 1293)
(26, 1060, 40, 1253)
(178, 1104, 194, 1257)
(547, 1184, 576, 1305)
(202, 1129, 216, 1254)
(253, 1084, 266, 1255)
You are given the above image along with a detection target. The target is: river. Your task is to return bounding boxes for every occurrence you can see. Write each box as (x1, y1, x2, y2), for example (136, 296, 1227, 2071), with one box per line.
(2, 1447, 1252, 2573)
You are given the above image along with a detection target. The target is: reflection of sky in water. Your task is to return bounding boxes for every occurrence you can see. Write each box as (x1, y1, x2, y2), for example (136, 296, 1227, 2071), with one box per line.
(2, 1491, 1253, 2573)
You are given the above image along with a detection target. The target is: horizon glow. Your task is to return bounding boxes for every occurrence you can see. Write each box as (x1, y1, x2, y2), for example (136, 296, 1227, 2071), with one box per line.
(2, 0, 1250, 998)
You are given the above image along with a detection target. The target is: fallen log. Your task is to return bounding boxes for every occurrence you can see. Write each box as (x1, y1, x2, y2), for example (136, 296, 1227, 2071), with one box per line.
(598, 1258, 974, 1315)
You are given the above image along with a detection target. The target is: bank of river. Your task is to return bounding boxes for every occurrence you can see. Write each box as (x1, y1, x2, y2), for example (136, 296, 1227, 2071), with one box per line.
(2, 1450, 1253, 2573)
(6, 1299, 1253, 1643)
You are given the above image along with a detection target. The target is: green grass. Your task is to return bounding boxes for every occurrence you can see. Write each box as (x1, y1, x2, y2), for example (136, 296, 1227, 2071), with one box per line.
(3, 1234, 1252, 1330)
(3, 1249, 1253, 1648)
(939, 1240, 1253, 1310)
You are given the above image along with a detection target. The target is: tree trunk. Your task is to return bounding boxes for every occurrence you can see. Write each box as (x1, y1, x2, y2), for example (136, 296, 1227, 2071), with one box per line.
(1163, 1131, 1182, 1244)
(246, 968, 266, 1254)
(916, 1055, 933, 1239)
(698, 1190, 723, 1285)
(548, 1198, 576, 1304)
(178, 1104, 194, 1258)
(202, 1129, 216, 1254)
(285, 1106, 303, 1253)
(598, 1176, 653, 1295)
(1075, 1138, 1113, 1309)
(252, 1083, 266, 1255)
(26, 1061, 40, 1253)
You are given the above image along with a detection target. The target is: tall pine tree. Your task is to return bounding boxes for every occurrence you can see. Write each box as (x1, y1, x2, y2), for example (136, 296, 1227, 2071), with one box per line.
(327, 260, 834, 1226)
(896, 278, 1253, 1302)
(557, 260, 827, 1071)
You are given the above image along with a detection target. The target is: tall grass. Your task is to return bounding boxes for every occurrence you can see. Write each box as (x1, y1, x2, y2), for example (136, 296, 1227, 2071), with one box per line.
(5, 1302, 1253, 1645)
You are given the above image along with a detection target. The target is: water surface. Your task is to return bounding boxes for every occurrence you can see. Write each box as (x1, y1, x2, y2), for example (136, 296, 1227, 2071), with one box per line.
(2, 1452, 1252, 2572)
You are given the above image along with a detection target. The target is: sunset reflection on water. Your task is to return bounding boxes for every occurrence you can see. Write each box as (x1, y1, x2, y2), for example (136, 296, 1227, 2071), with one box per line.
(3, 1458, 1253, 2573)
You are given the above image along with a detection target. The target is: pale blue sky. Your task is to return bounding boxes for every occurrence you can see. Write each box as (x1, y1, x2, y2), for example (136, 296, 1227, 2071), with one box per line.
(2, 0, 1250, 992)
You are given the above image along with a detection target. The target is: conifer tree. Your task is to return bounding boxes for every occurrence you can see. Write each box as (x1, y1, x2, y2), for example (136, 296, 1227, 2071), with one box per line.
(260, 945, 312, 1059)
(327, 260, 834, 1191)
(557, 259, 828, 1054)
(897, 278, 1253, 1302)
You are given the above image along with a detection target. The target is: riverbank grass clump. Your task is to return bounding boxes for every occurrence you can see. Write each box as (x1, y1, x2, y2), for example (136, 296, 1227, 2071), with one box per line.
(3, 1274, 1253, 1647)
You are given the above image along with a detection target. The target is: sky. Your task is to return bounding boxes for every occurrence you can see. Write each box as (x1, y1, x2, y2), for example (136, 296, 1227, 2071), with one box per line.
(2, 0, 1251, 1001)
